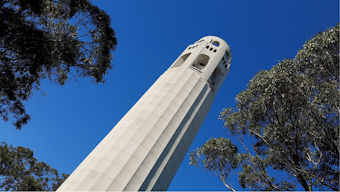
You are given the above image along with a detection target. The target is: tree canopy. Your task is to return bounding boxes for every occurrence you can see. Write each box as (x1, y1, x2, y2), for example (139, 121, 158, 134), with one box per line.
(0, 142, 69, 191)
(0, 0, 117, 129)
(190, 24, 339, 191)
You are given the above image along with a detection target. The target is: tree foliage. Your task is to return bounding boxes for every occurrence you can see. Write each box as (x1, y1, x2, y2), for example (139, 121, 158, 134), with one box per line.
(190, 24, 339, 191)
(0, 0, 117, 129)
(0, 142, 69, 191)
(190, 138, 239, 191)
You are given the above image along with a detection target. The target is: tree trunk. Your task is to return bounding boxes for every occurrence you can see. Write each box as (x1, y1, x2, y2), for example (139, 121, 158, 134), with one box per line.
(222, 180, 237, 192)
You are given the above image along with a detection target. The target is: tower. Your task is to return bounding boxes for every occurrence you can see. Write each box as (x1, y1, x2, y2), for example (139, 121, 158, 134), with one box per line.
(57, 36, 232, 191)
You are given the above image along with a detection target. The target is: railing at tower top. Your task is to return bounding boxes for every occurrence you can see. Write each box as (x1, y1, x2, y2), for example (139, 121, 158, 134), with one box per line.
(189, 65, 202, 73)
(189, 65, 214, 91)
(171, 64, 214, 91)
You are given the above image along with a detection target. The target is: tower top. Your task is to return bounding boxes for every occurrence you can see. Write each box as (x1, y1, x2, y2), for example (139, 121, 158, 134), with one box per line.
(195, 36, 232, 58)
(170, 36, 232, 96)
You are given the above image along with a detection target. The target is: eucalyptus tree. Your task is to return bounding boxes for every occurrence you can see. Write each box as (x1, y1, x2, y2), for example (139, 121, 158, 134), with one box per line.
(0, 0, 117, 129)
(190, 24, 339, 191)
(0, 142, 69, 191)
(190, 137, 239, 191)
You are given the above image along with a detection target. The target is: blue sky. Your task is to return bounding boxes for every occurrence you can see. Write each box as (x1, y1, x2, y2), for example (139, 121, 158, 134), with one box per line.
(1, 0, 339, 191)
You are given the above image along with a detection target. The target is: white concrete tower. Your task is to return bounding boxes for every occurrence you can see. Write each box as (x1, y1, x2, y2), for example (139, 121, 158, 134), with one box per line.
(57, 36, 232, 191)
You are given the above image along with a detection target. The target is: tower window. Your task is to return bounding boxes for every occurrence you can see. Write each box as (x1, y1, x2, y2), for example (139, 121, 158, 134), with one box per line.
(206, 46, 209, 49)
(225, 51, 230, 57)
(209, 67, 222, 89)
(210, 48, 213, 51)
(213, 49, 217, 52)
(172, 53, 191, 67)
(191, 54, 210, 71)
(212, 41, 220, 47)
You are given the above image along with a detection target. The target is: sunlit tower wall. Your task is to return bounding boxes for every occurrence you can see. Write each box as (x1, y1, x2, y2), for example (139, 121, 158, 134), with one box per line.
(57, 36, 232, 191)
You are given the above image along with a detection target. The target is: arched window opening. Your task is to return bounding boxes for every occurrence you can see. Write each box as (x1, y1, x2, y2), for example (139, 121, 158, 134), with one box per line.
(172, 53, 191, 67)
(209, 67, 222, 88)
(212, 41, 220, 47)
(192, 54, 210, 71)
(225, 51, 229, 57)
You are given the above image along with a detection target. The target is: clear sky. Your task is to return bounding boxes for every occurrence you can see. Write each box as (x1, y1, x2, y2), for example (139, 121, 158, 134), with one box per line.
(1, 0, 339, 191)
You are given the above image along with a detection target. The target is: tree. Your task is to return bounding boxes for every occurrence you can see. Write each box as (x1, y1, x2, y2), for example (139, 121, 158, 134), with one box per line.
(0, 142, 69, 191)
(190, 24, 339, 191)
(190, 138, 239, 191)
(0, 0, 117, 129)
